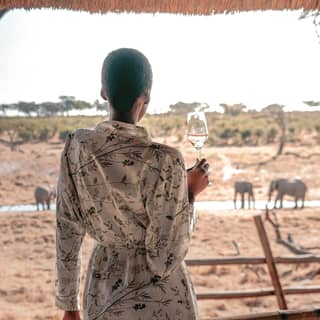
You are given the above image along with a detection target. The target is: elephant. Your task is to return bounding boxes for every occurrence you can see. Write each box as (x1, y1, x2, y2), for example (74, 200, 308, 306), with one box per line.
(268, 178, 307, 209)
(34, 186, 56, 211)
(234, 181, 255, 209)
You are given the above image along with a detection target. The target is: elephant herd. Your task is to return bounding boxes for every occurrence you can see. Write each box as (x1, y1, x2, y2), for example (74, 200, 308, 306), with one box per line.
(234, 178, 307, 210)
(34, 179, 307, 211)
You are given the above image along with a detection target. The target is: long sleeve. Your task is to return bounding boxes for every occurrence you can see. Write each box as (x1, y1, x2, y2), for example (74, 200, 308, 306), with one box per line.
(144, 150, 194, 278)
(55, 135, 86, 311)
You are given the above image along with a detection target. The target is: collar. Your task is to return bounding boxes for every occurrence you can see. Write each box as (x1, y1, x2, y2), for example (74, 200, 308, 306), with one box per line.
(96, 120, 150, 140)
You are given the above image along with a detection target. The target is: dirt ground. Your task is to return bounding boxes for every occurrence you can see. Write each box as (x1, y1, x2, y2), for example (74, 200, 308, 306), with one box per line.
(0, 137, 319, 205)
(1, 209, 320, 320)
(1, 135, 320, 319)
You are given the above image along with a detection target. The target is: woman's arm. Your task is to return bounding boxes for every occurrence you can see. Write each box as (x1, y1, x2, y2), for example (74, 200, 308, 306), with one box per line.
(56, 135, 86, 312)
(144, 150, 208, 278)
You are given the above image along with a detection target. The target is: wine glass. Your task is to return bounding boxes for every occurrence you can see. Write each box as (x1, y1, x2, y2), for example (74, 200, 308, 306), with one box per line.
(187, 111, 208, 159)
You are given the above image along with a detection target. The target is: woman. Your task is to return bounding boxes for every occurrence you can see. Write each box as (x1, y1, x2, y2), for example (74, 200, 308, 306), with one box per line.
(56, 48, 210, 320)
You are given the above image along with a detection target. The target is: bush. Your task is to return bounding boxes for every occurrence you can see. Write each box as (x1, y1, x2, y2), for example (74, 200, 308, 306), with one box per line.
(241, 129, 252, 143)
(1, 111, 320, 147)
(59, 130, 71, 142)
(267, 128, 278, 143)
(18, 131, 32, 142)
(39, 128, 50, 141)
(220, 128, 233, 140)
(16, 123, 37, 141)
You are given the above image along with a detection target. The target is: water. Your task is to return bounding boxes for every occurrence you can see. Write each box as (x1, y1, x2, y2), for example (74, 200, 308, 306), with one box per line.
(195, 200, 320, 211)
(1, 200, 320, 213)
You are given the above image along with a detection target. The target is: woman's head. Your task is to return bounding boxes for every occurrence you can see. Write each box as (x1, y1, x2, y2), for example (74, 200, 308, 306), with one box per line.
(101, 48, 153, 121)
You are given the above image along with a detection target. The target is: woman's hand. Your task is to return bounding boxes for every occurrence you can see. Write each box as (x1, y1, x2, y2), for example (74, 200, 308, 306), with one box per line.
(187, 158, 210, 203)
(63, 311, 81, 320)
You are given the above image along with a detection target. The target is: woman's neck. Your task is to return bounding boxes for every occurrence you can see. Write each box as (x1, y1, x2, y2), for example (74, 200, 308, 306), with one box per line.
(110, 111, 136, 124)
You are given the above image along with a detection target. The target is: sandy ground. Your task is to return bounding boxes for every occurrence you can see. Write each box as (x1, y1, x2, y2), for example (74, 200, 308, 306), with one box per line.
(1, 209, 320, 320)
(0, 138, 319, 206)
(1, 136, 320, 319)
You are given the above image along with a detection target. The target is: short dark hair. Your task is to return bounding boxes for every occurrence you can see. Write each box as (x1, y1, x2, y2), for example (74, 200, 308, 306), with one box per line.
(101, 48, 153, 112)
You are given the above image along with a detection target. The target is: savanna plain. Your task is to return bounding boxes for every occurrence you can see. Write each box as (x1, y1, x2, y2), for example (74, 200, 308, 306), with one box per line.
(1, 112, 320, 319)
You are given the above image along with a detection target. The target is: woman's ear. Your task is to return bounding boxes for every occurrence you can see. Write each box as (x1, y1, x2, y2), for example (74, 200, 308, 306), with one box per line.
(131, 94, 149, 123)
(145, 89, 151, 104)
(100, 88, 108, 101)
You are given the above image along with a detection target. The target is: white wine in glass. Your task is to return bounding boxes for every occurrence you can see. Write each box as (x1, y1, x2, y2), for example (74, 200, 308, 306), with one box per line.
(187, 112, 208, 158)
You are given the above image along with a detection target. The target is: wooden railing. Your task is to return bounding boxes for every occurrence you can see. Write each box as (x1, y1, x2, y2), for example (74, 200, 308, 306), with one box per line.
(217, 308, 320, 320)
(185, 215, 320, 319)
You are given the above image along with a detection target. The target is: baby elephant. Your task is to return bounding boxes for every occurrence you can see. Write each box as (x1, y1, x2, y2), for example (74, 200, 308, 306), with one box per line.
(268, 178, 307, 209)
(234, 181, 255, 209)
(34, 186, 56, 211)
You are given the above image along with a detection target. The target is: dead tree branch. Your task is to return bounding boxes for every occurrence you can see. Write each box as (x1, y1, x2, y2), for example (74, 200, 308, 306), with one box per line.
(284, 151, 320, 159)
(232, 240, 241, 256)
(264, 207, 310, 255)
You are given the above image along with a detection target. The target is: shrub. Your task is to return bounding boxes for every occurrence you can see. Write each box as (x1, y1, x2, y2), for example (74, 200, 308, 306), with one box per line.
(39, 127, 50, 141)
(220, 128, 233, 140)
(15, 122, 37, 141)
(18, 131, 32, 142)
(59, 130, 71, 142)
(241, 129, 252, 143)
(267, 128, 278, 143)
(1, 112, 320, 147)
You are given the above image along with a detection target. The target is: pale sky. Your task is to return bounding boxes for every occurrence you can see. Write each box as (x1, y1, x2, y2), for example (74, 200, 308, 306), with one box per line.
(0, 9, 320, 113)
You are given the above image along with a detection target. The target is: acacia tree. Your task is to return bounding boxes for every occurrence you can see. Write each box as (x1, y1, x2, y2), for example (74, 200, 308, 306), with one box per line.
(261, 104, 286, 156)
(59, 95, 75, 116)
(219, 103, 247, 116)
(94, 99, 109, 113)
(169, 101, 201, 114)
(15, 101, 39, 116)
(39, 102, 62, 116)
(72, 100, 93, 111)
(303, 100, 320, 108)
(0, 104, 12, 116)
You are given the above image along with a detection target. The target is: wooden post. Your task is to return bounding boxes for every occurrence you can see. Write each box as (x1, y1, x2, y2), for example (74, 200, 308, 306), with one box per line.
(254, 215, 288, 310)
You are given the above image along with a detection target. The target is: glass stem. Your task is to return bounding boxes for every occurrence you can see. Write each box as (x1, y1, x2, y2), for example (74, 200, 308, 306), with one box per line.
(198, 148, 202, 159)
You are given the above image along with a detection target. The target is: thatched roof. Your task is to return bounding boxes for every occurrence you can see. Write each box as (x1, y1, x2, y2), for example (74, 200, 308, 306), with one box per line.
(0, 0, 320, 15)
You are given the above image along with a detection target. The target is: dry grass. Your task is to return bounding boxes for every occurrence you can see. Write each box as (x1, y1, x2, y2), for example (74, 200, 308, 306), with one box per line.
(1, 209, 320, 319)
(1, 117, 320, 319)
(1, 136, 320, 205)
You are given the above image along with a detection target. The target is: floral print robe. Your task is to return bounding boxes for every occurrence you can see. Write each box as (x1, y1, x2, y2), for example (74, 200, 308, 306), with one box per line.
(55, 120, 198, 320)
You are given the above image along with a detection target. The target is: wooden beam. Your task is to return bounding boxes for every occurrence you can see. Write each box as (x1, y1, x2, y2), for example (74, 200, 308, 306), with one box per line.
(195, 286, 320, 300)
(254, 215, 287, 309)
(213, 309, 320, 320)
(274, 256, 320, 264)
(284, 286, 320, 295)
(185, 257, 266, 266)
(185, 255, 320, 266)
(196, 288, 274, 300)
